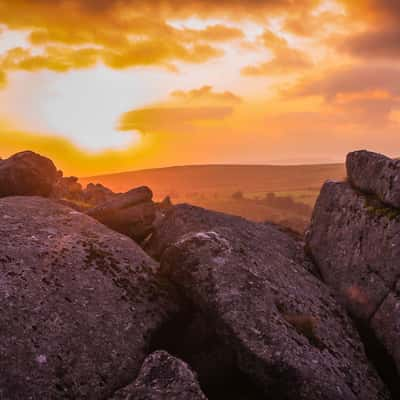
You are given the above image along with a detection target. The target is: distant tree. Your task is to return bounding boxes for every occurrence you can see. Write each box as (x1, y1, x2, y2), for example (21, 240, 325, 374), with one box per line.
(232, 190, 244, 200)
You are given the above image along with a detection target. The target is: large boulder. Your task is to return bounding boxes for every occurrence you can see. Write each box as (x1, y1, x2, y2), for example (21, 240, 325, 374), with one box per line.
(0, 196, 177, 400)
(87, 186, 155, 242)
(110, 351, 207, 400)
(306, 180, 400, 375)
(0, 151, 58, 197)
(146, 204, 389, 400)
(347, 150, 400, 208)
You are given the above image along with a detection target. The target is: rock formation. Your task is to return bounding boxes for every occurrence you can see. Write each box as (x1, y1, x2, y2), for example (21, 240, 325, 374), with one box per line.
(87, 186, 156, 242)
(146, 204, 389, 400)
(0, 196, 177, 400)
(347, 150, 400, 208)
(0, 151, 58, 197)
(307, 150, 400, 391)
(84, 182, 116, 205)
(0, 149, 399, 399)
(52, 176, 83, 201)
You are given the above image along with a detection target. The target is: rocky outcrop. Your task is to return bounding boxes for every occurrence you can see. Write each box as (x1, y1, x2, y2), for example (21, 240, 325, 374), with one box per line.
(87, 186, 155, 242)
(0, 151, 58, 197)
(347, 150, 400, 208)
(84, 182, 116, 205)
(146, 204, 389, 400)
(307, 179, 400, 377)
(52, 175, 83, 201)
(110, 351, 207, 400)
(0, 196, 177, 400)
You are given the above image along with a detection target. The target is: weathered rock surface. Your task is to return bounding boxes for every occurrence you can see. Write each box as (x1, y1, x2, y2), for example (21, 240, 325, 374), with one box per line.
(148, 204, 389, 400)
(88, 186, 155, 242)
(52, 176, 83, 201)
(306, 180, 400, 375)
(0, 196, 177, 400)
(110, 351, 207, 400)
(347, 150, 400, 208)
(84, 182, 116, 205)
(0, 151, 58, 197)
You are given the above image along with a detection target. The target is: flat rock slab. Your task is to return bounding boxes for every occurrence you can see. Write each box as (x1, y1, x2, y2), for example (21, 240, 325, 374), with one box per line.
(88, 186, 153, 216)
(110, 351, 207, 400)
(88, 186, 155, 242)
(306, 181, 400, 373)
(0, 197, 177, 400)
(347, 150, 400, 208)
(150, 204, 389, 400)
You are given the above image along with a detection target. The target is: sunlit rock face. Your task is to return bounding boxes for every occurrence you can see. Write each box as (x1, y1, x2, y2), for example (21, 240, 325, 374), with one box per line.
(0, 151, 58, 197)
(147, 204, 389, 400)
(0, 196, 177, 400)
(347, 150, 400, 209)
(307, 150, 400, 377)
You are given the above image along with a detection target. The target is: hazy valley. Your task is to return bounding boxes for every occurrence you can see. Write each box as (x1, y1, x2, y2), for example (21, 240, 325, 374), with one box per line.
(81, 163, 345, 233)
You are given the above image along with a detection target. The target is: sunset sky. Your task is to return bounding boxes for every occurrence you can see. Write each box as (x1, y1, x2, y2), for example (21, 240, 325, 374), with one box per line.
(0, 0, 399, 175)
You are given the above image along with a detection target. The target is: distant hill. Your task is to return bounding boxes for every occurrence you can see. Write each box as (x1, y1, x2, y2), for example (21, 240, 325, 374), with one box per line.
(80, 163, 345, 233)
(80, 163, 345, 201)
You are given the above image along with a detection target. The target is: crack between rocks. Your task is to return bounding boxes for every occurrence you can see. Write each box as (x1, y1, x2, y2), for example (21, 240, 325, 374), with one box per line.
(368, 276, 400, 324)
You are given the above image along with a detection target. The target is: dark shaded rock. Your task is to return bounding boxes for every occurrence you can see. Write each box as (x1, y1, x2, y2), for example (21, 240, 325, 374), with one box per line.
(371, 280, 400, 376)
(110, 351, 207, 400)
(52, 176, 83, 201)
(84, 183, 116, 206)
(347, 150, 400, 208)
(148, 204, 389, 400)
(0, 151, 58, 197)
(87, 186, 155, 242)
(0, 196, 177, 400)
(306, 180, 400, 376)
(158, 196, 173, 212)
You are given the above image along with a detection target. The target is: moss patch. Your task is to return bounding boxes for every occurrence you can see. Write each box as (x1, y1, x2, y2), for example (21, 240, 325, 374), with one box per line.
(364, 196, 400, 221)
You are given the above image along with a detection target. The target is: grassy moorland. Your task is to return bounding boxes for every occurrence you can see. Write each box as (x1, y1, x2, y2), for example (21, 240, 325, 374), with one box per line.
(81, 163, 345, 233)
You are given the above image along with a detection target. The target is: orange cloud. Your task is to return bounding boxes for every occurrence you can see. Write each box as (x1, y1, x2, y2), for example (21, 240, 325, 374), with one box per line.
(170, 86, 242, 105)
(0, 3, 248, 74)
(0, 69, 6, 88)
(339, 0, 400, 24)
(103, 42, 222, 70)
(285, 65, 400, 127)
(2, 46, 99, 72)
(338, 29, 400, 59)
(119, 107, 233, 134)
(288, 66, 400, 100)
(0, 1, 321, 25)
(191, 25, 244, 42)
(0, 0, 324, 76)
(334, 1, 400, 59)
(283, 10, 346, 37)
(118, 86, 242, 134)
(242, 30, 313, 76)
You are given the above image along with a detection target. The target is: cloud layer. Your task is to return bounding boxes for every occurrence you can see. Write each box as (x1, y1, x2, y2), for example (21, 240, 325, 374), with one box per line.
(2, 0, 400, 173)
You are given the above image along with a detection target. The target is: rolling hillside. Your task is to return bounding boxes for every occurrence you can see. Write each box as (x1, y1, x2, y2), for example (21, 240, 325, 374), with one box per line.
(80, 163, 345, 233)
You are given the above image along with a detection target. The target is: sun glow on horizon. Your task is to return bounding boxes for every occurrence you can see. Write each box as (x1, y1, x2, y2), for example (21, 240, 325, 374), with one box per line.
(0, 0, 400, 174)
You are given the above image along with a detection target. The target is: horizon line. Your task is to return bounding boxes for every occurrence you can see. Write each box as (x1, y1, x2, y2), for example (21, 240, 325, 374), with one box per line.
(80, 161, 345, 179)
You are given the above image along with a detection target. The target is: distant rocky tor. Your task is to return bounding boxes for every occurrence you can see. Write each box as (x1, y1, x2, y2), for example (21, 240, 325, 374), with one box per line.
(0, 149, 399, 399)
(0, 150, 168, 244)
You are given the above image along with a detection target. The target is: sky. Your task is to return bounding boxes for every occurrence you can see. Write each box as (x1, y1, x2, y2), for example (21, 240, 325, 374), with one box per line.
(0, 0, 399, 175)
